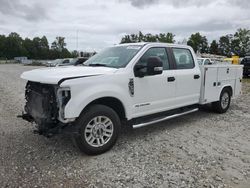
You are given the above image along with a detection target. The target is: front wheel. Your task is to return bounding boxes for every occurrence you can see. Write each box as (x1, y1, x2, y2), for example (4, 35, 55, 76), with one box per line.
(73, 105, 121, 155)
(212, 88, 231, 113)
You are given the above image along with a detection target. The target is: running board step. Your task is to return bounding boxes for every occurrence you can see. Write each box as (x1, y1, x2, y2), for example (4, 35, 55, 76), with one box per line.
(132, 108, 199, 129)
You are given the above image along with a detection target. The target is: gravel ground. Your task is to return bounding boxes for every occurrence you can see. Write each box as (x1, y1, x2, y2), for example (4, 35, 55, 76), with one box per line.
(0, 64, 250, 188)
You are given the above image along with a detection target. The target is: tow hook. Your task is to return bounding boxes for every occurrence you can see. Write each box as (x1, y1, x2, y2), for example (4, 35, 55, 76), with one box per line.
(17, 113, 34, 122)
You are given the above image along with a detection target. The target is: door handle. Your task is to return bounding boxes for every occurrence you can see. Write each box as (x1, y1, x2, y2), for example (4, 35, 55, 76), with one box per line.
(194, 75, 200, 79)
(167, 77, 175, 82)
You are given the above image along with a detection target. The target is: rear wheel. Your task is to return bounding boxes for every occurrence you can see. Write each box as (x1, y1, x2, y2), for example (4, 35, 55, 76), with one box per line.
(73, 104, 121, 155)
(212, 88, 231, 113)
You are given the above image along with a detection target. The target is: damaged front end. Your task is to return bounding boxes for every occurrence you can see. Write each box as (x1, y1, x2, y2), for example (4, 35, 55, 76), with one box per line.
(19, 81, 73, 137)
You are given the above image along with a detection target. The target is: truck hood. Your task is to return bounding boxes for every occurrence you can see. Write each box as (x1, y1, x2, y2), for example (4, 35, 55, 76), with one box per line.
(21, 66, 117, 84)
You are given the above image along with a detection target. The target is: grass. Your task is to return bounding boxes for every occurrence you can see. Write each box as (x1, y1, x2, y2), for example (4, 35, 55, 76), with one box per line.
(242, 78, 250, 83)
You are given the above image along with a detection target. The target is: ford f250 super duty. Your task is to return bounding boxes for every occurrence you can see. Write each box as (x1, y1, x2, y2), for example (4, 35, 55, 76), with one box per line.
(20, 43, 243, 155)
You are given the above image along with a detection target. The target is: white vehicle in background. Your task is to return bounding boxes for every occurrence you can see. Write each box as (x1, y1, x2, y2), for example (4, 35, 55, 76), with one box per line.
(46, 59, 68, 67)
(56, 57, 88, 67)
(20, 43, 243, 155)
(47, 58, 88, 67)
(47, 58, 72, 67)
(197, 58, 214, 65)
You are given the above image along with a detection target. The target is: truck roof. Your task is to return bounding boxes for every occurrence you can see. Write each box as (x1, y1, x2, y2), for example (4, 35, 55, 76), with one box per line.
(116, 42, 190, 49)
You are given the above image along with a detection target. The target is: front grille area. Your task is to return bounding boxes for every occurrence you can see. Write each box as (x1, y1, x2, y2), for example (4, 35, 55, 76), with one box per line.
(25, 81, 58, 126)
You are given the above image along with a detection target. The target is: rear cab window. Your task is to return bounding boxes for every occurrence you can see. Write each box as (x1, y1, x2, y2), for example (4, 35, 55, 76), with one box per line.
(172, 48, 195, 69)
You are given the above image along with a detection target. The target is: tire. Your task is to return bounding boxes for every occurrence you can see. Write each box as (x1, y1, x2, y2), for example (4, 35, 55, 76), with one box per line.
(73, 104, 121, 155)
(212, 88, 231, 113)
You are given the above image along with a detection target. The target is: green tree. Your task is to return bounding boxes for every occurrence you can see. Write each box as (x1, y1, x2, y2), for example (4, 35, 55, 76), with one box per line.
(130, 34, 138, 43)
(23, 38, 34, 58)
(120, 35, 132, 43)
(157, 33, 175, 43)
(22, 36, 50, 59)
(50, 36, 70, 59)
(138, 31, 144, 42)
(51, 36, 66, 52)
(144, 33, 157, 42)
(231, 38, 240, 56)
(0, 32, 74, 59)
(219, 35, 232, 56)
(71, 50, 79, 58)
(187, 32, 208, 53)
(233, 28, 250, 56)
(39, 36, 50, 59)
(0, 35, 7, 59)
(209, 40, 219, 55)
(5, 32, 27, 59)
(120, 31, 175, 43)
(61, 48, 72, 58)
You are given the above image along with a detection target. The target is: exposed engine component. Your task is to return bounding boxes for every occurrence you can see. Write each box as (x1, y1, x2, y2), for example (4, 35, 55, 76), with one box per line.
(23, 81, 59, 135)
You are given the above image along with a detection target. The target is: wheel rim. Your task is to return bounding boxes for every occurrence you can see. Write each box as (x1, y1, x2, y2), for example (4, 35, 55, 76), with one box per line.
(221, 92, 230, 109)
(84, 116, 114, 147)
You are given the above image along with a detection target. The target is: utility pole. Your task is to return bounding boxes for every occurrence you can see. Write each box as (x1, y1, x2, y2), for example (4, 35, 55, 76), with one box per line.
(76, 30, 79, 56)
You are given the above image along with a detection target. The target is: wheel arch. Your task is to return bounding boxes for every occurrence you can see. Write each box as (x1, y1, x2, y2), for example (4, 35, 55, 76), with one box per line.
(221, 85, 233, 97)
(64, 83, 131, 120)
(84, 97, 127, 121)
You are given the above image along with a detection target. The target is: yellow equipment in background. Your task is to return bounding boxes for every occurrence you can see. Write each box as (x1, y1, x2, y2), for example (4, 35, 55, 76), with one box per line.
(224, 56, 240, 64)
(232, 55, 240, 64)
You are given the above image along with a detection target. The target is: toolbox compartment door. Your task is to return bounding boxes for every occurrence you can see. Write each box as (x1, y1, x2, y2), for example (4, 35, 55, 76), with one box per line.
(200, 67, 220, 104)
(234, 67, 243, 97)
(218, 67, 236, 81)
(200, 65, 243, 104)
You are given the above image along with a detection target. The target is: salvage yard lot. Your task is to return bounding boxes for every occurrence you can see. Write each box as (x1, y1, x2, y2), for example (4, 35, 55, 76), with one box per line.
(0, 64, 250, 188)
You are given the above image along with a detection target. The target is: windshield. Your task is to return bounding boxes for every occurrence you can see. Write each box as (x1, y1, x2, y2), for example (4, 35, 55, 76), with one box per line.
(84, 45, 142, 68)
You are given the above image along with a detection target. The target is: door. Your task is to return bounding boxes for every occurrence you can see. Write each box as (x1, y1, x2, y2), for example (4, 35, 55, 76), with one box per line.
(203, 67, 220, 103)
(171, 48, 201, 107)
(132, 47, 176, 118)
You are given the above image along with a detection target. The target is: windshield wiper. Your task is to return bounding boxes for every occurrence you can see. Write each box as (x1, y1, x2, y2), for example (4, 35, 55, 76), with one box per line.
(88, 63, 107, 67)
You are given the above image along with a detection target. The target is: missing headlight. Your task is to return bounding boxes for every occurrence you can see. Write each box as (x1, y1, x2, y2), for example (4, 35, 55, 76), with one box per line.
(57, 88, 71, 121)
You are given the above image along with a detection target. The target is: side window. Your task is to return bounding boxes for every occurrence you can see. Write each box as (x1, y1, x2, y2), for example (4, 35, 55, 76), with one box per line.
(137, 48, 170, 70)
(172, 48, 195, 69)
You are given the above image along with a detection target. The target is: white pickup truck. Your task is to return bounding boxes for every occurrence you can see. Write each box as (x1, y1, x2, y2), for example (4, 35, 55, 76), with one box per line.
(20, 43, 243, 155)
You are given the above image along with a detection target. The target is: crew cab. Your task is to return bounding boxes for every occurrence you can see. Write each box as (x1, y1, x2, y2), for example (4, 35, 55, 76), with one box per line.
(20, 43, 243, 155)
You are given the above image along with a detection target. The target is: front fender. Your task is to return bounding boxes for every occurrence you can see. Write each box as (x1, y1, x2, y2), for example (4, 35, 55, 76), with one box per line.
(64, 84, 131, 120)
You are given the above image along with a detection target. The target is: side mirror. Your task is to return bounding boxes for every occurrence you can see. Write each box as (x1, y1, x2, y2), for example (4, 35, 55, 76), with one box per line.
(134, 64, 146, 78)
(134, 56, 163, 78)
(147, 57, 163, 76)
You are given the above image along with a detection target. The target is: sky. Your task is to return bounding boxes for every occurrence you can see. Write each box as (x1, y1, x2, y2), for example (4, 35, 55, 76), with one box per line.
(0, 0, 249, 52)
